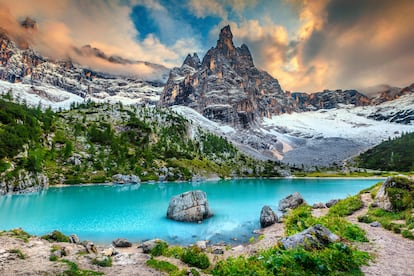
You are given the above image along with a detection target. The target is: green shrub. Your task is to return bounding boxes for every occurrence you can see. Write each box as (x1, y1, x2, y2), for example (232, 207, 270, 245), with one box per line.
(181, 246, 210, 269)
(212, 243, 370, 276)
(163, 245, 185, 259)
(7, 249, 26, 259)
(150, 241, 169, 257)
(49, 254, 58, 262)
(358, 215, 374, 223)
(60, 259, 103, 275)
(146, 259, 178, 274)
(328, 195, 363, 217)
(92, 257, 112, 267)
(9, 228, 31, 242)
(41, 230, 70, 242)
(402, 230, 414, 239)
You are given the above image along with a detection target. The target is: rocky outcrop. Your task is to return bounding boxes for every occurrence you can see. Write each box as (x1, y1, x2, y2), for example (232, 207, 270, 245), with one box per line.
(374, 177, 395, 211)
(112, 174, 140, 184)
(159, 25, 294, 128)
(260, 205, 278, 228)
(281, 224, 339, 250)
(0, 170, 49, 195)
(0, 29, 168, 104)
(138, 239, 167, 254)
(326, 199, 340, 208)
(278, 192, 306, 212)
(112, 238, 132, 248)
(166, 190, 213, 222)
(291, 89, 371, 111)
(374, 176, 413, 211)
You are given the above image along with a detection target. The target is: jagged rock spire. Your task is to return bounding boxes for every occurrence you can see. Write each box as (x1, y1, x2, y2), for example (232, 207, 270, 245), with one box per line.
(216, 25, 236, 57)
(182, 53, 201, 69)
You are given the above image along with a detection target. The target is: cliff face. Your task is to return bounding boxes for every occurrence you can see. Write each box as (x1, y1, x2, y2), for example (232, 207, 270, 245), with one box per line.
(160, 25, 295, 128)
(291, 90, 371, 111)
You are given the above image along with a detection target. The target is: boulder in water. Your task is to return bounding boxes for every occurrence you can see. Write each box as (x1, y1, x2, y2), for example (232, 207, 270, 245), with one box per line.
(260, 205, 278, 228)
(167, 190, 213, 222)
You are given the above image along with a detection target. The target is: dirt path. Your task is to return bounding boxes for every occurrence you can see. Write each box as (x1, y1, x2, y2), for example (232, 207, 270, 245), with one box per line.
(347, 193, 414, 276)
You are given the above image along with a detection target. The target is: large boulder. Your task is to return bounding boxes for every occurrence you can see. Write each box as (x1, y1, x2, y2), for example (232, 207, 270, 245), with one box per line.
(167, 190, 213, 222)
(281, 224, 339, 250)
(374, 176, 413, 211)
(260, 205, 278, 228)
(278, 192, 306, 212)
(138, 239, 167, 254)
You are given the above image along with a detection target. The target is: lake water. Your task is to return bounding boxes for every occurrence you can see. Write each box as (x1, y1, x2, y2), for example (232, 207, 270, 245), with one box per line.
(0, 178, 380, 245)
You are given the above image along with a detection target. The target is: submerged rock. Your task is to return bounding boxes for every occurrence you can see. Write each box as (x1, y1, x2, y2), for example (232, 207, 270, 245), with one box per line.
(281, 224, 339, 250)
(278, 192, 306, 212)
(166, 190, 213, 222)
(260, 205, 278, 228)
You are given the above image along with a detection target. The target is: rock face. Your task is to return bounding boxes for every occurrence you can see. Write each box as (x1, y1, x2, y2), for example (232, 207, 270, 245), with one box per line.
(278, 192, 306, 212)
(112, 174, 140, 184)
(159, 25, 295, 128)
(291, 89, 371, 111)
(281, 224, 339, 250)
(260, 205, 278, 227)
(166, 190, 213, 222)
(0, 170, 48, 195)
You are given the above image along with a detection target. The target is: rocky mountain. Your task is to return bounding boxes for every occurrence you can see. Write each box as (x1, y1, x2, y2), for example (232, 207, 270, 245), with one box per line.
(160, 25, 296, 128)
(0, 25, 169, 107)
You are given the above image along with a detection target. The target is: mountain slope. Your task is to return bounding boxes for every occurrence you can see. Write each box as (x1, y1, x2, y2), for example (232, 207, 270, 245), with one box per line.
(0, 96, 288, 195)
(356, 132, 414, 171)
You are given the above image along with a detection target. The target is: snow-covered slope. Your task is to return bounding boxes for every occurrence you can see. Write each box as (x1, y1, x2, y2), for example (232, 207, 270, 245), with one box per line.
(173, 93, 414, 167)
(0, 79, 163, 110)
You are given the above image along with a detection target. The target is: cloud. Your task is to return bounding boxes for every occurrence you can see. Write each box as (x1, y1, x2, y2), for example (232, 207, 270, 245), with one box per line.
(0, 0, 188, 79)
(286, 0, 414, 91)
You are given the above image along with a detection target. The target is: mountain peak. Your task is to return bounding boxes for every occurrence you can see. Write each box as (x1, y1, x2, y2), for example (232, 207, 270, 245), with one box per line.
(216, 25, 235, 56)
(20, 17, 37, 30)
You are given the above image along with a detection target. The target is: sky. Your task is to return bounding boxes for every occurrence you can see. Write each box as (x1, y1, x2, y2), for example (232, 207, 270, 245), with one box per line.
(0, 0, 414, 92)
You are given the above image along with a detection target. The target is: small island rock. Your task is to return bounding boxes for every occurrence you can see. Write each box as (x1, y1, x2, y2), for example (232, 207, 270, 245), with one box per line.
(278, 192, 306, 212)
(260, 205, 278, 228)
(167, 190, 213, 222)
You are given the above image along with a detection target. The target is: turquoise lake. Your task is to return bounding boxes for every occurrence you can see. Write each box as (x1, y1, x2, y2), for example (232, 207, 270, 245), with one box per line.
(0, 178, 380, 245)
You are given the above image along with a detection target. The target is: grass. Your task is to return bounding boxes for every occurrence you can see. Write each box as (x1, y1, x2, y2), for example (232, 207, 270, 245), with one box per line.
(146, 259, 179, 274)
(7, 248, 26, 259)
(357, 176, 414, 239)
(328, 195, 364, 217)
(212, 243, 370, 275)
(181, 246, 210, 269)
(5, 228, 31, 242)
(59, 259, 103, 276)
(91, 257, 112, 267)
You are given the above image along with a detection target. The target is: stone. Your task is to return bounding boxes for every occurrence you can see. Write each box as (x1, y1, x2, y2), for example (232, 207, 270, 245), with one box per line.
(281, 224, 339, 250)
(195, 240, 208, 250)
(370, 221, 382, 227)
(61, 247, 70, 257)
(260, 205, 278, 228)
(82, 241, 98, 254)
(278, 192, 306, 212)
(102, 247, 115, 257)
(326, 199, 340, 208)
(166, 190, 213, 222)
(212, 247, 224, 255)
(112, 174, 140, 184)
(112, 238, 132, 248)
(69, 234, 80, 244)
(374, 176, 396, 211)
(51, 250, 62, 258)
(138, 239, 167, 254)
(312, 202, 326, 209)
